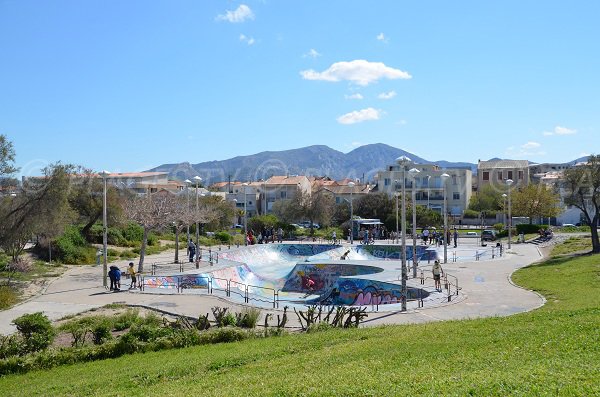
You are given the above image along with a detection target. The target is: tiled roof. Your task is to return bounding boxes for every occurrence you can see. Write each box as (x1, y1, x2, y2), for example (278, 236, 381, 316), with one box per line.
(103, 172, 168, 178)
(478, 160, 529, 169)
(266, 175, 309, 185)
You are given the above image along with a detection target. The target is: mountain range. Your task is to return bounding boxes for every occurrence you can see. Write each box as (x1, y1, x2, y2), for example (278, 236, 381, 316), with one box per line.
(146, 143, 478, 185)
(146, 143, 589, 185)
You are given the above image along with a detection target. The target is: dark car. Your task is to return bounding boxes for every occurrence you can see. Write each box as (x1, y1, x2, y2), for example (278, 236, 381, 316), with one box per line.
(481, 230, 497, 241)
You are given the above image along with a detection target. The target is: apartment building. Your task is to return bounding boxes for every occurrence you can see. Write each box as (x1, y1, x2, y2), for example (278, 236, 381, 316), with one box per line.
(376, 160, 472, 216)
(477, 160, 529, 190)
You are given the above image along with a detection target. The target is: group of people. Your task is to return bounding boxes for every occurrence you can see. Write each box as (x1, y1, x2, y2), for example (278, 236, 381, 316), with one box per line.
(108, 262, 137, 291)
(421, 227, 459, 248)
(245, 227, 284, 245)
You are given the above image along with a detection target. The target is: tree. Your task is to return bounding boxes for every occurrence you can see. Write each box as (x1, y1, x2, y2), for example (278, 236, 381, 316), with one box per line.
(511, 184, 561, 224)
(354, 192, 394, 221)
(123, 191, 178, 272)
(0, 164, 75, 278)
(562, 155, 600, 253)
(68, 167, 122, 239)
(288, 190, 335, 234)
(0, 134, 18, 177)
(468, 184, 503, 213)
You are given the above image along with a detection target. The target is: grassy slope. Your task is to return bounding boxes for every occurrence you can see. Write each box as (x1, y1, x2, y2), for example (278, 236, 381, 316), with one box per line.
(2, 255, 599, 396)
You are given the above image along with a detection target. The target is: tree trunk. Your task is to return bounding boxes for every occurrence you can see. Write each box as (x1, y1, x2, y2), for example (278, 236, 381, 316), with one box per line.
(174, 227, 180, 262)
(81, 211, 101, 240)
(138, 227, 149, 273)
(591, 214, 600, 253)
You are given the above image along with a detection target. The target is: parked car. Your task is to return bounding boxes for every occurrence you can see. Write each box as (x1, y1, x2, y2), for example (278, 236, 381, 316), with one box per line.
(561, 223, 575, 227)
(481, 230, 497, 241)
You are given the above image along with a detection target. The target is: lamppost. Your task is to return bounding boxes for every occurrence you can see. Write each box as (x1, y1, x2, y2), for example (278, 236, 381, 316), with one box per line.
(502, 193, 507, 229)
(348, 181, 355, 244)
(427, 175, 431, 210)
(243, 182, 249, 245)
(408, 168, 420, 278)
(394, 180, 399, 244)
(185, 179, 192, 243)
(506, 179, 514, 249)
(396, 155, 410, 312)
(441, 173, 450, 264)
(99, 170, 110, 288)
(194, 176, 202, 262)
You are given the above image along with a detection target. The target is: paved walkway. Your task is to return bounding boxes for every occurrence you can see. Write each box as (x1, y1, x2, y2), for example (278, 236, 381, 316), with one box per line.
(0, 241, 546, 335)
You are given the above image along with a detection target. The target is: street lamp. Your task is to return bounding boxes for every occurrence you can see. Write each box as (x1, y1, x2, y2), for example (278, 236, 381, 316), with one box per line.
(502, 193, 507, 229)
(394, 180, 399, 244)
(99, 170, 110, 288)
(396, 155, 411, 312)
(194, 176, 202, 262)
(506, 179, 514, 249)
(427, 175, 431, 210)
(185, 179, 192, 243)
(441, 173, 450, 264)
(242, 182, 249, 245)
(408, 167, 420, 278)
(348, 181, 355, 244)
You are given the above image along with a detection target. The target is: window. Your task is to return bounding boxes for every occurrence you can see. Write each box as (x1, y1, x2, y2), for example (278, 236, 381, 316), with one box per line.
(452, 175, 457, 185)
(507, 170, 513, 180)
(280, 191, 286, 199)
(453, 193, 460, 200)
(518, 170, 524, 180)
(483, 172, 489, 181)
(384, 178, 390, 186)
(497, 171, 503, 180)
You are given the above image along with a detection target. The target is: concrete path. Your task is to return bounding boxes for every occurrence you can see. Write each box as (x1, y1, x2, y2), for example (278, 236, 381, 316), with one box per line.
(0, 241, 546, 335)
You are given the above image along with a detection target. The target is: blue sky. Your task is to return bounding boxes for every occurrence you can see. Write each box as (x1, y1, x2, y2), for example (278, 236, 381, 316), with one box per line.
(1, 1, 598, 177)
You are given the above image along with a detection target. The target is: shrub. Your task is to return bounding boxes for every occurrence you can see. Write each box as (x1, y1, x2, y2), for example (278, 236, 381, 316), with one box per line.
(463, 209, 480, 219)
(493, 223, 504, 232)
(113, 309, 140, 331)
(236, 308, 261, 329)
(119, 250, 137, 259)
(0, 285, 18, 310)
(107, 228, 127, 246)
(0, 335, 22, 359)
(214, 231, 233, 244)
(199, 327, 250, 344)
(12, 312, 55, 354)
(122, 223, 144, 242)
(91, 320, 113, 345)
(54, 227, 96, 264)
(516, 224, 547, 235)
(221, 312, 237, 327)
(306, 322, 333, 333)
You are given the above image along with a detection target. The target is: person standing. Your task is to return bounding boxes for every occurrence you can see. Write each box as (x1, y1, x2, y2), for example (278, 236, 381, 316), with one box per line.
(432, 260, 444, 291)
(332, 230, 337, 244)
(188, 239, 196, 263)
(127, 262, 137, 289)
(453, 228, 458, 248)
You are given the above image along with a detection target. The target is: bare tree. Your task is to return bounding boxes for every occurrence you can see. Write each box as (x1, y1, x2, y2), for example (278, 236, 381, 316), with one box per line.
(562, 155, 600, 253)
(289, 190, 335, 234)
(123, 191, 178, 272)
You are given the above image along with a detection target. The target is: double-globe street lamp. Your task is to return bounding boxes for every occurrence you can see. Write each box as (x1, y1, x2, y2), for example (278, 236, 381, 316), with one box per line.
(185, 179, 192, 243)
(396, 156, 411, 312)
(348, 181, 355, 244)
(502, 193, 508, 229)
(99, 170, 110, 288)
(408, 167, 420, 278)
(441, 173, 450, 264)
(506, 179, 514, 249)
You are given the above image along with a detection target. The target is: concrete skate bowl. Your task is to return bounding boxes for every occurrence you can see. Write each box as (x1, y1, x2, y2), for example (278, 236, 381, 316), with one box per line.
(141, 244, 431, 309)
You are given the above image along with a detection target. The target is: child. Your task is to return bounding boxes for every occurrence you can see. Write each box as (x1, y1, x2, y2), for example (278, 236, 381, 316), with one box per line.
(127, 262, 136, 289)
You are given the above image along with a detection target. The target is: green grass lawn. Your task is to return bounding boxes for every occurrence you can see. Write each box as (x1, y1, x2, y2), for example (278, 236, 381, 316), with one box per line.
(1, 255, 599, 396)
(550, 236, 593, 257)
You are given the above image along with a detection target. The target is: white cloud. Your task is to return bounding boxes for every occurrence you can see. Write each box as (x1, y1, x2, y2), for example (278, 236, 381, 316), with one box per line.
(378, 90, 397, 100)
(301, 59, 411, 86)
(521, 141, 541, 150)
(216, 4, 254, 23)
(376, 33, 388, 42)
(345, 93, 363, 100)
(337, 108, 382, 125)
(239, 34, 255, 45)
(351, 141, 364, 147)
(303, 49, 321, 58)
(542, 125, 577, 136)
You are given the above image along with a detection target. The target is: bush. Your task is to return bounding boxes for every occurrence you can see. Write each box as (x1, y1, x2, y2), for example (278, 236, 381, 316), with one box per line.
(91, 320, 113, 345)
(0, 335, 22, 359)
(107, 228, 127, 246)
(12, 312, 55, 354)
(214, 231, 233, 244)
(113, 309, 140, 331)
(516, 224, 547, 235)
(54, 226, 96, 264)
(236, 308, 261, 329)
(199, 327, 250, 344)
(221, 312, 237, 328)
(122, 223, 144, 242)
(0, 285, 18, 310)
(493, 223, 504, 232)
(306, 322, 333, 333)
(463, 209, 480, 219)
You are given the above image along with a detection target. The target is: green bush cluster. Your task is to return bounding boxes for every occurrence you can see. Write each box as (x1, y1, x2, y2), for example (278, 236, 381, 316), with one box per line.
(0, 307, 281, 376)
(54, 226, 97, 264)
(214, 231, 233, 244)
(516, 224, 548, 234)
(0, 286, 18, 310)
